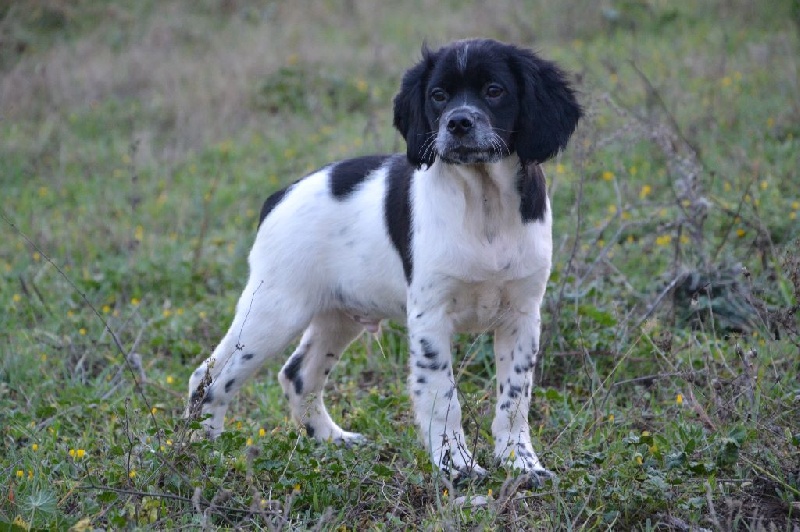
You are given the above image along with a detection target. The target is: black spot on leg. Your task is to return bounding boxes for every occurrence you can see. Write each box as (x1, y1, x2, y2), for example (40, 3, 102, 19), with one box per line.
(413, 389, 422, 396)
(242, 353, 255, 361)
(326, 352, 336, 358)
(508, 385, 522, 399)
(305, 423, 316, 438)
(293, 377, 304, 395)
(416, 376, 427, 384)
(282, 353, 305, 382)
(202, 390, 214, 405)
(444, 387, 454, 399)
(224, 379, 235, 393)
(324, 369, 330, 376)
(499, 400, 511, 411)
(499, 383, 504, 394)
(420, 338, 438, 359)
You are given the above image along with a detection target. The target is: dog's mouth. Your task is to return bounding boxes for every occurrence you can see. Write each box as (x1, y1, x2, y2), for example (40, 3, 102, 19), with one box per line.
(438, 145, 503, 164)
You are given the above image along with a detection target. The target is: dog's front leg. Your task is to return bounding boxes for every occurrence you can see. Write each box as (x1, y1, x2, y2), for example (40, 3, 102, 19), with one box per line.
(407, 306, 485, 480)
(492, 311, 555, 486)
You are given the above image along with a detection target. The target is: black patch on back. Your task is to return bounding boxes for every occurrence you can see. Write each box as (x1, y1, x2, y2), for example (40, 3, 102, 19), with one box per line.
(259, 186, 292, 227)
(330, 155, 391, 200)
(517, 163, 548, 223)
(384, 155, 414, 283)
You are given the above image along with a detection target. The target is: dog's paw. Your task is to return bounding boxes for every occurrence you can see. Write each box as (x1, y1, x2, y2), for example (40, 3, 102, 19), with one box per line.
(448, 462, 488, 486)
(519, 467, 556, 489)
(332, 431, 368, 448)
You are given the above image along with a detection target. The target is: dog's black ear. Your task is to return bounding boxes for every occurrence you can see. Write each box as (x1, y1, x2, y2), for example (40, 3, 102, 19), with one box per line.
(393, 46, 436, 168)
(510, 48, 582, 165)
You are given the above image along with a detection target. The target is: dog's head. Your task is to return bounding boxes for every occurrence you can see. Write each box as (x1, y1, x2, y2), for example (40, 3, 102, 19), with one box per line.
(393, 39, 582, 168)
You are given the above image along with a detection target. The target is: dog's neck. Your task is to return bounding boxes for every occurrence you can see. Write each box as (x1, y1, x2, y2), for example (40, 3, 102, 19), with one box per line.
(428, 154, 532, 241)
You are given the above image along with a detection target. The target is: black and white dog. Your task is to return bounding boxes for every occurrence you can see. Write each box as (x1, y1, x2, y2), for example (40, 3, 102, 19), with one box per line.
(187, 39, 581, 483)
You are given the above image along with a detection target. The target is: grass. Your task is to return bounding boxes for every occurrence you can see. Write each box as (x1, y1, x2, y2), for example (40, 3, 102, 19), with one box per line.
(1, 0, 799, 529)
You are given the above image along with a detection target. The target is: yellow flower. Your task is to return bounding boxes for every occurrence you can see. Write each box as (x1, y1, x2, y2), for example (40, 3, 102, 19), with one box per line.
(38, 186, 49, 197)
(293, 483, 301, 492)
(16, 470, 24, 478)
(721, 76, 732, 87)
(635, 454, 643, 465)
(488, 489, 493, 498)
(79, 328, 87, 336)
(676, 393, 684, 405)
(33, 251, 41, 262)
(102, 305, 111, 314)
(790, 212, 797, 220)
(602, 171, 614, 181)
(247, 437, 253, 446)
(12, 293, 21, 303)
(163, 309, 173, 318)
(723, 182, 732, 192)
(32, 443, 39, 451)
(641, 430, 651, 437)
(640, 184, 652, 199)
(259, 428, 266, 438)
(166, 439, 173, 446)
(131, 297, 140, 306)
(69, 449, 76, 458)
(129, 470, 137, 479)
(649, 444, 658, 454)
(443, 488, 449, 497)
(28, 470, 33, 479)
(656, 235, 672, 246)
(76, 449, 86, 459)
(736, 228, 746, 238)
(134, 225, 144, 241)
(607, 205, 617, 215)
(760, 180, 768, 190)
(608, 413, 615, 422)
(151, 407, 158, 415)
(791, 201, 799, 210)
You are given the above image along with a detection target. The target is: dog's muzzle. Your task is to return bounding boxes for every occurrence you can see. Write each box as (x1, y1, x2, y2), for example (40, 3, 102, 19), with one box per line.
(436, 107, 504, 164)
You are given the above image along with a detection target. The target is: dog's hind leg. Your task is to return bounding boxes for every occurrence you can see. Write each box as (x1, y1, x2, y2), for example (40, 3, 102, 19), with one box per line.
(186, 280, 311, 439)
(278, 310, 366, 445)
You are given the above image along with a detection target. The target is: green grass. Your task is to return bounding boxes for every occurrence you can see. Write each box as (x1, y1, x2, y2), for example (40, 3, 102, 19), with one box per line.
(2, 1, 799, 529)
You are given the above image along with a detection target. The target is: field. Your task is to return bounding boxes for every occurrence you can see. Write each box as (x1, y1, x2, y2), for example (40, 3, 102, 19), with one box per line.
(1, 1, 799, 529)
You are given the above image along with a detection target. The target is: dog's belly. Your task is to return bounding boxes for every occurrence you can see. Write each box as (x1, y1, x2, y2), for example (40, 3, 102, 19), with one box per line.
(445, 281, 524, 333)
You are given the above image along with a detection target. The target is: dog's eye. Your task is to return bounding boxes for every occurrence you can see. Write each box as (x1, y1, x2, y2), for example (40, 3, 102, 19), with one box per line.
(430, 89, 448, 103)
(485, 84, 504, 99)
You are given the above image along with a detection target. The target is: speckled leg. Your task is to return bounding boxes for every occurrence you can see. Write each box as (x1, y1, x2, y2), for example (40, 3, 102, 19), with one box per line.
(186, 279, 311, 438)
(278, 310, 366, 444)
(492, 311, 554, 486)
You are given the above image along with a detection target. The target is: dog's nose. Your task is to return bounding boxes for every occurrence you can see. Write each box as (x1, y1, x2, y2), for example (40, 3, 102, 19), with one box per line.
(446, 112, 474, 136)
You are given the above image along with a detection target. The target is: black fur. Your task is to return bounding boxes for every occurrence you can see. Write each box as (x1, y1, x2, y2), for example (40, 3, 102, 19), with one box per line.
(393, 39, 582, 168)
(330, 155, 391, 199)
(383, 155, 414, 283)
(517, 163, 548, 223)
(259, 186, 292, 227)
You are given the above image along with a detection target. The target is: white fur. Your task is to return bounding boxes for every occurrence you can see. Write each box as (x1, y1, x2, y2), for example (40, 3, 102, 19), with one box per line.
(186, 155, 552, 479)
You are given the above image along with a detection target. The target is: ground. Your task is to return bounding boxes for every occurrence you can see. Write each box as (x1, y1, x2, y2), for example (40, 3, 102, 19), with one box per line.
(1, 1, 799, 529)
